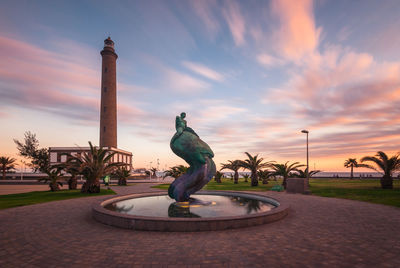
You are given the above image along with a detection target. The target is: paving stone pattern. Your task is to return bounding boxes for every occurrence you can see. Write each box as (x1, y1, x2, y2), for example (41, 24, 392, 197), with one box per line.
(0, 183, 399, 267)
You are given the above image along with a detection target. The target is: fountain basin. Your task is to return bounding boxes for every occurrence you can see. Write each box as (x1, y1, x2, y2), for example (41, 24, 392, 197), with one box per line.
(93, 191, 289, 232)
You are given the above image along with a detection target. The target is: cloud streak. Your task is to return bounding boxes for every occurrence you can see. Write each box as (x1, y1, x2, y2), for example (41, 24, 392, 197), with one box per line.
(222, 1, 246, 46)
(182, 61, 224, 82)
(163, 67, 210, 93)
(0, 35, 146, 125)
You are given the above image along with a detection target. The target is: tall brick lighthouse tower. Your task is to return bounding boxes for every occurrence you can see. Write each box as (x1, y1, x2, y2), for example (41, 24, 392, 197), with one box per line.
(48, 38, 132, 171)
(100, 37, 118, 148)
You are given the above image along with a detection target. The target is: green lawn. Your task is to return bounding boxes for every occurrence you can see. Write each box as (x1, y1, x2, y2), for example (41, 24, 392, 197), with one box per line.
(153, 178, 400, 208)
(310, 179, 400, 208)
(154, 178, 277, 191)
(0, 189, 116, 210)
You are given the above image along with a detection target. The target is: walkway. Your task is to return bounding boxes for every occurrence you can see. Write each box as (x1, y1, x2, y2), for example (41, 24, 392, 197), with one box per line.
(0, 178, 173, 195)
(0, 183, 399, 267)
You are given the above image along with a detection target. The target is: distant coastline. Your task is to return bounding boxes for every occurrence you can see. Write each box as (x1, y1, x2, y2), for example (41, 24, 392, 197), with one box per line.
(220, 171, 399, 178)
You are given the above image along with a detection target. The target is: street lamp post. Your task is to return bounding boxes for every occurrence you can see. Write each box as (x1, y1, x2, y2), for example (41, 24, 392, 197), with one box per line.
(157, 158, 160, 181)
(301, 130, 309, 189)
(149, 161, 152, 180)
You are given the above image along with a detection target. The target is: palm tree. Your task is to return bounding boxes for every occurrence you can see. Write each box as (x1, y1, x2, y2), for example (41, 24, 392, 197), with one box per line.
(361, 151, 400, 189)
(150, 167, 158, 177)
(257, 169, 275, 184)
(271, 161, 305, 189)
(294, 168, 321, 179)
(214, 171, 224, 183)
(0, 156, 16, 180)
(38, 164, 65, 191)
(242, 174, 250, 182)
(163, 165, 188, 180)
(220, 160, 241, 184)
(344, 158, 360, 179)
(63, 157, 81, 190)
(238, 152, 273, 187)
(113, 167, 131, 186)
(69, 142, 122, 193)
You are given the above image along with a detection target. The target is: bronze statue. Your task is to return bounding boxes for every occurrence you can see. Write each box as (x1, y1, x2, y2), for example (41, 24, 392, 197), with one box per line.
(168, 112, 216, 202)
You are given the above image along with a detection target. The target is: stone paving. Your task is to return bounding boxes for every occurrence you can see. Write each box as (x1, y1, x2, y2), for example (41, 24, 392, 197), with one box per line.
(0, 183, 399, 267)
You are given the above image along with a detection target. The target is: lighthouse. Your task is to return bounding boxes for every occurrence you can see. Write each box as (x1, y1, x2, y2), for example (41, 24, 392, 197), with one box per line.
(99, 37, 118, 148)
(48, 37, 132, 171)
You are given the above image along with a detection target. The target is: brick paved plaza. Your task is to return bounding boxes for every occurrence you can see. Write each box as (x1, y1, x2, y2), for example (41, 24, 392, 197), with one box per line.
(0, 183, 399, 267)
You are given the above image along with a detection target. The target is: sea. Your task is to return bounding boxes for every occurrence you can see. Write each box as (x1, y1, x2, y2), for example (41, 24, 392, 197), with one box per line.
(157, 171, 400, 179)
(219, 171, 400, 179)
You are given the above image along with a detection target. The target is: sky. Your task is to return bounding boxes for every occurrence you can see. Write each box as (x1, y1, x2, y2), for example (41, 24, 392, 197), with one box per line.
(1, 0, 400, 172)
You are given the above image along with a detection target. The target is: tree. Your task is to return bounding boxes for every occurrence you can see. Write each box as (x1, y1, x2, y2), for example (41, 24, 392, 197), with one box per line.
(63, 157, 81, 190)
(14, 131, 50, 173)
(220, 160, 241, 184)
(271, 161, 305, 189)
(68, 142, 122, 193)
(113, 167, 130, 186)
(344, 158, 361, 179)
(214, 171, 223, 183)
(14, 131, 65, 189)
(150, 167, 158, 177)
(163, 165, 188, 180)
(238, 152, 273, 187)
(361, 151, 400, 189)
(38, 164, 64, 191)
(293, 168, 321, 179)
(257, 170, 275, 184)
(0, 157, 16, 180)
(242, 174, 250, 183)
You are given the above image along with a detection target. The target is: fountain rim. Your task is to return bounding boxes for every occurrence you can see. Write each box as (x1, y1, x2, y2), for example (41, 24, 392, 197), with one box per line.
(92, 191, 289, 231)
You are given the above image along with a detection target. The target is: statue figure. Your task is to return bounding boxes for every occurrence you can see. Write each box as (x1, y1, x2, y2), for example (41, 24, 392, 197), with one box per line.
(168, 112, 216, 202)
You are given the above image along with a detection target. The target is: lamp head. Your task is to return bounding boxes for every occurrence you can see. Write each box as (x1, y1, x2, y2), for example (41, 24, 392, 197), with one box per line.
(301, 130, 309, 134)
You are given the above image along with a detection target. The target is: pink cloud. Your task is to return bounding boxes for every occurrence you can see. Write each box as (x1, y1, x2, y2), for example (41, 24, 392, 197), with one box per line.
(0, 110, 8, 118)
(0, 35, 145, 125)
(190, 0, 220, 38)
(163, 67, 210, 93)
(260, 47, 400, 161)
(271, 0, 321, 62)
(0, 36, 98, 95)
(182, 61, 224, 82)
(256, 53, 284, 67)
(118, 103, 146, 124)
(222, 1, 246, 46)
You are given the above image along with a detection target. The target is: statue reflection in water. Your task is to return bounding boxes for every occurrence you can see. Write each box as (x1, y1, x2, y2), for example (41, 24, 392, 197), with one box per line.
(168, 202, 200, 218)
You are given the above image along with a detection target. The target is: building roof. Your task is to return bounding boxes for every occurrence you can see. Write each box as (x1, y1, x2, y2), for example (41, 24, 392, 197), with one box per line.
(49, 146, 132, 155)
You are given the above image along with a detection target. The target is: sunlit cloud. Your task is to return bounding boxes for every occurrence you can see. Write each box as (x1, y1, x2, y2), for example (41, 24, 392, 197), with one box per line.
(271, 0, 321, 62)
(198, 104, 246, 122)
(261, 42, 400, 160)
(222, 0, 246, 46)
(163, 67, 210, 93)
(0, 35, 147, 125)
(256, 53, 284, 67)
(0, 110, 8, 118)
(189, 0, 220, 38)
(0, 36, 99, 95)
(182, 61, 224, 82)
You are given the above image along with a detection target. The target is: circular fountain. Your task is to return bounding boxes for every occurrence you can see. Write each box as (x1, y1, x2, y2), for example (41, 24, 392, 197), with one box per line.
(92, 191, 289, 231)
(93, 113, 288, 231)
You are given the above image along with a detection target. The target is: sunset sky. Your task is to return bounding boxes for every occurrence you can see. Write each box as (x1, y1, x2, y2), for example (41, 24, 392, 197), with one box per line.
(1, 0, 400, 172)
